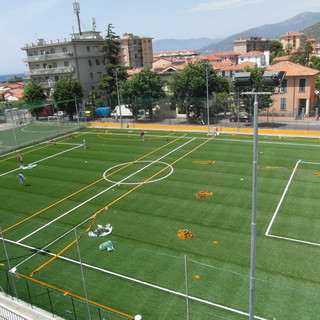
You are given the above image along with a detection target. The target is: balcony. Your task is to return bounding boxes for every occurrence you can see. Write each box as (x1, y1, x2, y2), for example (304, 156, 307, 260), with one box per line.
(25, 66, 75, 76)
(22, 52, 74, 63)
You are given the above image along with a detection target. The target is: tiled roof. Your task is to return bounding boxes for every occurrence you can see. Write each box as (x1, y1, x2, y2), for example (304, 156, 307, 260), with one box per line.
(280, 31, 305, 37)
(267, 61, 319, 76)
(238, 51, 263, 57)
(272, 55, 290, 61)
(209, 51, 239, 56)
(230, 62, 256, 70)
(211, 61, 234, 71)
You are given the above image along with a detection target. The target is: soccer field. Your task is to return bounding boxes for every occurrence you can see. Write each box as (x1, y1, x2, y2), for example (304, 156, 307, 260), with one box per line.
(1, 127, 320, 320)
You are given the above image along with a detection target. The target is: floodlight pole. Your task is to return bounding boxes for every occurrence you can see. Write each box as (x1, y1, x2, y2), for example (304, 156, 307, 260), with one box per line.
(241, 91, 272, 320)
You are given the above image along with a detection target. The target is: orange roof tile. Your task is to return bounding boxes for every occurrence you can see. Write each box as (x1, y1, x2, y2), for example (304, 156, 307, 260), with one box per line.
(230, 62, 256, 70)
(272, 55, 290, 62)
(267, 61, 319, 76)
(238, 51, 263, 57)
(211, 61, 234, 71)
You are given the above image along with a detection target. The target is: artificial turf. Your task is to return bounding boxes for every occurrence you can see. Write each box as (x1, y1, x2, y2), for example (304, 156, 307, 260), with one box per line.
(1, 127, 320, 319)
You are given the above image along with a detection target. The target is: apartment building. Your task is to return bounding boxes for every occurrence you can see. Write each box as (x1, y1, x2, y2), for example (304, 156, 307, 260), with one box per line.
(237, 50, 270, 67)
(279, 32, 308, 51)
(153, 50, 197, 60)
(233, 37, 271, 54)
(267, 61, 319, 117)
(22, 31, 106, 97)
(120, 33, 153, 68)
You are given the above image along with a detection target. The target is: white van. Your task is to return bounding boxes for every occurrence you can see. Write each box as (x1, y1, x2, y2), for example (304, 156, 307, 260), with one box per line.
(111, 105, 133, 118)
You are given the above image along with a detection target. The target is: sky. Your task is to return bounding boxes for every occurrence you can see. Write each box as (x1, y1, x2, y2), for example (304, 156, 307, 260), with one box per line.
(1, 0, 319, 74)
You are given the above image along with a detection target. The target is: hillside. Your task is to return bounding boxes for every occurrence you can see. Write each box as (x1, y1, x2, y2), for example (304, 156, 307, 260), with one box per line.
(302, 22, 320, 42)
(152, 37, 221, 52)
(199, 11, 320, 54)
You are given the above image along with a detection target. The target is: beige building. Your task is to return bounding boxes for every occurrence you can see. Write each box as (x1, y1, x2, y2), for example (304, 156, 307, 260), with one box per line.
(267, 61, 319, 117)
(234, 37, 271, 54)
(279, 32, 308, 51)
(22, 31, 106, 97)
(120, 33, 153, 68)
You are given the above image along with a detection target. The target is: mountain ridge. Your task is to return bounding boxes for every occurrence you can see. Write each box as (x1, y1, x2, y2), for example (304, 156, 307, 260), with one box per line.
(153, 12, 320, 54)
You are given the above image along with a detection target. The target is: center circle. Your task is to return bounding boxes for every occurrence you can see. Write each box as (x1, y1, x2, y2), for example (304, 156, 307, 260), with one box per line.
(103, 160, 174, 185)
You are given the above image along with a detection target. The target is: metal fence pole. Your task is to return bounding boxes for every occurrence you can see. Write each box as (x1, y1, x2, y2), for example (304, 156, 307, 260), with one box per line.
(75, 228, 92, 320)
(0, 224, 19, 300)
(184, 254, 190, 320)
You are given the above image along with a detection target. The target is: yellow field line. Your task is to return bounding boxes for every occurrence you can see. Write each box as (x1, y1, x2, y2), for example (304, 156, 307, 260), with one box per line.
(30, 236, 81, 277)
(31, 135, 214, 275)
(17, 273, 134, 319)
(2, 134, 187, 234)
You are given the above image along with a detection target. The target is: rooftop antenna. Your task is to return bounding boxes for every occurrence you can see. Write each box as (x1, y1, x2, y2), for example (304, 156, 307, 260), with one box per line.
(73, 1, 82, 35)
(92, 18, 96, 31)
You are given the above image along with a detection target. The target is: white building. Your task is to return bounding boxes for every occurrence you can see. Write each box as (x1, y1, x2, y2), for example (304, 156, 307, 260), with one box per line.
(237, 50, 270, 68)
(22, 31, 106, 97)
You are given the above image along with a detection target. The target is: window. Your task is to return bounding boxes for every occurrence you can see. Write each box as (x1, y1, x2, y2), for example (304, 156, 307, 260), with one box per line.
(280, 98, 287, 110)
(54, 76, 59, 81)
(33, 51, 38, 56)
(97, 72, 102, 79)
(88, 60, 93, 66)
(52, 62, 57, 68)
(299, 79, 306, 91)
(62, 47, 67, 53)
(64, 61, 69, 67)
(95, 59, 101, 66)
(281, 79, 287, 92)
(90, 72, 93, 79)
(87, 46, 90, 52)
(50, 48, 55, 54)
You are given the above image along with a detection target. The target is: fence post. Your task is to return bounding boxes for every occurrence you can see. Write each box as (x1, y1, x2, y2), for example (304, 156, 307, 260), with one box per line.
(71, 296, 77, 320)
(25, 279, 33, 309)
(47, 288, 54, 317)
(184, 254, 190, 320)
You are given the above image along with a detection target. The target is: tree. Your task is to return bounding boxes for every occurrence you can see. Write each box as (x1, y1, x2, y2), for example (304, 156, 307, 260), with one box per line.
(169, 61, 230, 123)
(52, 77, 83, 120)
(285, 43, 293, 55)
(23, 80, 47, 119)
(304, 41, 314, 66)
(99, 24, 128, 107)
(120, 68, 166, 121)
(310, 56, 320, 71)
(23, 80, 47, 103)
(268, 41, 283, 55)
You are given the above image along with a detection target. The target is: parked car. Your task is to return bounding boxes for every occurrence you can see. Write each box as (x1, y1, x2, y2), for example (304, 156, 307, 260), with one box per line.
(53, 111, 66, 117)
(229, 113, 251, 122)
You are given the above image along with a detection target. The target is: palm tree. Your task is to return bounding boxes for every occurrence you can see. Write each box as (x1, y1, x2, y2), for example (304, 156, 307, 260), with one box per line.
(304, 41, 314, 66)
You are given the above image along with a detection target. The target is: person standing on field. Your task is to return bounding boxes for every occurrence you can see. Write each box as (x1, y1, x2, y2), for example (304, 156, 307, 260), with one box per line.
(18, 172, 25, 186)
(83, 139, 86, 149)
(140, 131, 145, 141)
(17, 154, 23, 165)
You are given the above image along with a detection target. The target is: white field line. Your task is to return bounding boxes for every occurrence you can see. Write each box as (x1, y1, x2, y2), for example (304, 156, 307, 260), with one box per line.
(16, 138, 195, 243)
(266, 160, 320, 247)
(1, 237, 268, 320)
(265, 159, 302, 236)
(0, 144, 83, 177)
(13, 216, 93, 269)
(267, 234, 320, 246)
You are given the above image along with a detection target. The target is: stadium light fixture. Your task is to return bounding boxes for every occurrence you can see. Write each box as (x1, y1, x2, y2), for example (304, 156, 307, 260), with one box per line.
(233, 72, 253, 87)
(262, 71, 286, 87)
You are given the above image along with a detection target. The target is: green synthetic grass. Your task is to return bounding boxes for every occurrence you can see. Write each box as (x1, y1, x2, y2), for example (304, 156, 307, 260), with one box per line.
(1, 128, 320, 319)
